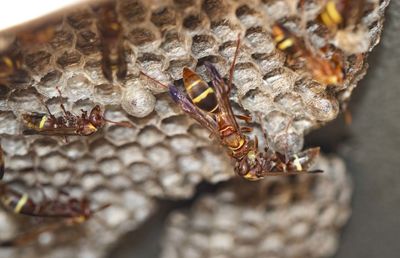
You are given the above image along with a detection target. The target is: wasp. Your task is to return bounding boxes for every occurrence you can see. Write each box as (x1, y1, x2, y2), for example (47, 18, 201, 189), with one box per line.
(316, 0, 377, 54)
(0, 183, 109, 219)
(22, 89, 133, 137)
(0, 43, 23, 84)
(93, 2, 127, 82)
(141, 36, 322, 180)
(0, 182, 110, 247)
(318, 0, 368, 32)
(271, 22, 344, 86)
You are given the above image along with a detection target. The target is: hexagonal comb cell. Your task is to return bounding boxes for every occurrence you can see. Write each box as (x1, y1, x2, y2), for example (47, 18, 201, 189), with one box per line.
(161, 154, 353, 258)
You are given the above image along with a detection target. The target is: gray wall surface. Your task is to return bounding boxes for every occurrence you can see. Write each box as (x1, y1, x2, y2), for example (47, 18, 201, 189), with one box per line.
(335, 1, 400, 257)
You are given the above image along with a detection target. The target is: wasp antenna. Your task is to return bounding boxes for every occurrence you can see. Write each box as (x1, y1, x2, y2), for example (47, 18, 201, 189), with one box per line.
(56, 86, 63, 97)
(103, 119, 134, 128)
(308, 170, 324, 174)
(228, 33, 241, 88)
(91, 204, 115, 231)
(92, 203, 111, 214)
(140, 71, 169, 89)
(35, 94, 53, 117)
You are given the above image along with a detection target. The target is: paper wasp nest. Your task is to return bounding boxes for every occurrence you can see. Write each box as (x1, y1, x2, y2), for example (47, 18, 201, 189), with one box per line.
(0, 0, 389, 257)
(162, 154, 352, 258)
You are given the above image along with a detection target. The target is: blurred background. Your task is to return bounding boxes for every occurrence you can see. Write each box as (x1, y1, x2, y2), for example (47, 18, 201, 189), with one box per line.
(334, 1, 400, 257)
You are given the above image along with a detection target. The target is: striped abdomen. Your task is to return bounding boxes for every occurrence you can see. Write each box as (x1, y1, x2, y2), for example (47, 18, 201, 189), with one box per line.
(272, 25, 295, 52)
(0, 55, 20, 79)
(319, 0, 343, 28)
(182, 67, 219, 114)
(22, 113, 54, 131)
(0, 189, 36, 215)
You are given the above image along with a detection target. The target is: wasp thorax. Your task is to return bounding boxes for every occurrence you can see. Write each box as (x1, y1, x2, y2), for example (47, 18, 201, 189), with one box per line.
(224, 133, 245, 151)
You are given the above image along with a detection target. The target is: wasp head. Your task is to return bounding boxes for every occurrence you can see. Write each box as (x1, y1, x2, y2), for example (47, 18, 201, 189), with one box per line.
(88, 105, 106, 128)
(234, 143, 265, 181)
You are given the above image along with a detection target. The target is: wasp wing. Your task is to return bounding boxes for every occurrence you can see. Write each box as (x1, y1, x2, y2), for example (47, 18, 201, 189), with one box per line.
(204, 62, 240, 130)
(22, 127, 79, 136)
(169, 84, 219, 137)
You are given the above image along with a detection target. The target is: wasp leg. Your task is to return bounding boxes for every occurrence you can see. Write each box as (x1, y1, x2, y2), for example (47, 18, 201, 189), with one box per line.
(35, 93, 56, 121)
(56, 86, 76, 119)
(240, 126, 253, 133)
(235, 114, 252, 124)
(255, 112, 271, 152)
(281, 117, 295, 163)
(227, 33, 241, 92)
(253, 136, 258, 149)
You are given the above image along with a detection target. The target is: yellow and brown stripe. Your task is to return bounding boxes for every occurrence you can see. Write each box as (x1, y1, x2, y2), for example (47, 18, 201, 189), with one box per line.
(320, 0, 343, 28)
(1, 194, 29, 214)
(0, 56, 16, 78)
(272, 25, 295, 51)
(219, 126, 246, 152)
(13, 194, 29, 214)
(229, 138, 245, 152)
(183, 67, 219, 113)
(22, 113, 48, 130)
